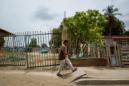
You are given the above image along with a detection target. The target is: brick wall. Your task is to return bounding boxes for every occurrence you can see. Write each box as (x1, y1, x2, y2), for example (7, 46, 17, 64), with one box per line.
(71, 58, 107, 66)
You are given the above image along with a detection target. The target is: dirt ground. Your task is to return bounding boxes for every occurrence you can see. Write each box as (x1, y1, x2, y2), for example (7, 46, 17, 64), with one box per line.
(0, 67, 129, 86)
(0, 70, 76, 86)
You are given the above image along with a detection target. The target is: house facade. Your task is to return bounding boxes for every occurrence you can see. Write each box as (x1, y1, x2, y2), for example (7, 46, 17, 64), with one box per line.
(0, 28, 14, 37)
(103, 36, 129, 67)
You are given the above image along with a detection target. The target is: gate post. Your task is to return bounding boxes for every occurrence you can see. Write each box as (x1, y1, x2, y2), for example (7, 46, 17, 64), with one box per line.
(24, 32, 29, 68)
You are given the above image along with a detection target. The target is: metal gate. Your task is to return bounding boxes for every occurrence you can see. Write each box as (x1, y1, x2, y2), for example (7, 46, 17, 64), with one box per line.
(0, 31, 61, 68)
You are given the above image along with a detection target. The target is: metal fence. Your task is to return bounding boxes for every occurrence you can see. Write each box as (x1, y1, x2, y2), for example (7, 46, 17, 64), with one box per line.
(0, 31, 61, 68)
(0, 31, 107, 69)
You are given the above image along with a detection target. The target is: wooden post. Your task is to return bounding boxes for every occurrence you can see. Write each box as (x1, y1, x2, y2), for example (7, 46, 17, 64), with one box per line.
(117, 44, 122, 66)
(97, 47, 100, 58)
(106, 46, 111, 66)
(114, 42, 119, 66)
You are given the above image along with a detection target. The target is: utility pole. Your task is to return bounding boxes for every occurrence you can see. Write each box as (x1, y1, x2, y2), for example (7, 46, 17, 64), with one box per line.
(62, 11, 68, 45)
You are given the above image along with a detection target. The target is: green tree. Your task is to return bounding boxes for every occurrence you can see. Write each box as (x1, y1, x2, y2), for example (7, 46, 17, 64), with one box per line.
(124, 30, 129, 35)
(103, 5, 125, 35)
(41, 43, 48, 48)
(49, 28, 62, 48)
(29, 38, 37, 47)
(64, 10, 106, 52)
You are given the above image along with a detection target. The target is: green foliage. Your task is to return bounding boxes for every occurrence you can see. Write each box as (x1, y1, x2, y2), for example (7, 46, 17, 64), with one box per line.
(7, 55, 25, 61)
(103, 5, 125, 35)
(124, 30, 129, 35)
(52, 27, 62, 33)
(103, 17, 125, 35)
(103, 5, 121, 17)
(29, 38, 37, 47)
(64, 10, 106, 44)
(49, 28, 62, 48)
(41, 43, 48, 48)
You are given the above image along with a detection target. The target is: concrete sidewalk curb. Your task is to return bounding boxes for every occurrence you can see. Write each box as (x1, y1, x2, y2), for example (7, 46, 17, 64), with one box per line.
(75, 80, 129, 85)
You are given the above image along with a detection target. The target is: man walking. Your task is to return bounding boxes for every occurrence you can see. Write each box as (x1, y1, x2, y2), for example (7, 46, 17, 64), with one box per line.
(57, 40, 77, 77)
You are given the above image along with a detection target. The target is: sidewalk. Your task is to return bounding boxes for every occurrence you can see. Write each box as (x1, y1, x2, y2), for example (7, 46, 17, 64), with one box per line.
(75, 67, 129, 85)
(0, 69, 76, 86)
(0, 67, 129, 86)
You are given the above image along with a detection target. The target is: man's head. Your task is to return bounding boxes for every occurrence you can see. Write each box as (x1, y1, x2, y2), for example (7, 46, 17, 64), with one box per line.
(63, 40, 68, 46)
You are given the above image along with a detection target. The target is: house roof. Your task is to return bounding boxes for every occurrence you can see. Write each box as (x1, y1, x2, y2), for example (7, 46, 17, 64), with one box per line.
(0, 28, 14, 37)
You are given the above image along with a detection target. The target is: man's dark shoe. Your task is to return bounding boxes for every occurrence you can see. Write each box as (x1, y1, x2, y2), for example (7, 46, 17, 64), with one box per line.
(57, 73, 63, 77)
(72, 68, 77, 73)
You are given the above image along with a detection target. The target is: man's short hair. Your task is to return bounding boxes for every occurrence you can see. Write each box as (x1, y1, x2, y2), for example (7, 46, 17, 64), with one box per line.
(63, 40, 68, 44)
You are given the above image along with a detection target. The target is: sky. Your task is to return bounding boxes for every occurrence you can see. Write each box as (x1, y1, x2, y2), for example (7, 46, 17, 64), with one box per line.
(0, 0, 129, 33)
